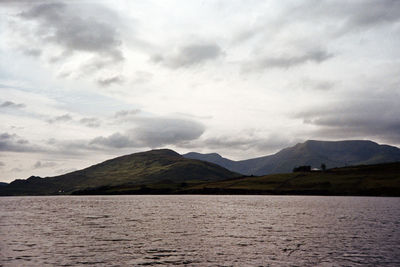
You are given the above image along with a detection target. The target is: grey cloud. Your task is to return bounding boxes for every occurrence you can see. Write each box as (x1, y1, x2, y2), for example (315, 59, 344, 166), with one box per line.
(41, 115, 203, 154)
(20, 2, 123, 59)
(295, 97, 400, 143)
(80, 56, 124, 75)
(0, 132, 39, 152)
(23, 48, 42, 57)
(323, 0, 400, 34)
(234, 1, 400, 47)
(152, 43, 223, 68)
(46, 139, 101, 155)
(11, 167, 23, 172)
(243, 49, 333, 71)
(79, 117, 101, 128)
(298, 78, 336, 91)
(33, 161, 57, 169)
(114, 109, 141, 118)
(90, 116, 205, 149)
(97, 75, 124, 87)
(198, 134, 295, 154)
(0, 0, 46, 4)
(132, 71, 153, 84)
(133, 117, 205, 147)
(346, 1, 400, 29)
(49, 50, 73, 64)
(18, 1, 124, 78)
(47, 114, 72, 124)
(0, 161, 5, 167)
(90, 133, 136, 149)
(0, 101, 26, 109)
(288, 0, 400, 35)
(48, 115, 100, 127)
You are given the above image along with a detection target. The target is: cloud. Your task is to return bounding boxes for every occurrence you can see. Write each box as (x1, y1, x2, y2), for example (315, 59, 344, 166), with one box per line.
(233, 1, 400, 48)
(298, 78, 336, 91)
(47, 114, 72, 124)
(318, 0, 400, 34)
(132, 71, 153, 85)
(0, 132, 39, 152)
(90, 132, 137, 149)
(0, 100, 26, 109)
(33, 161, 57, 169)
(133, 117, 205, 147)
(295, 97, 400, 143)
(14, 1, 125, 83)
(243, 48, 333, 71)
(41, 114, 205, 153)
(152, 43, 223, 68)
(79, 117, 101, 128)
(195, 133, 295, 154)
(287, 0, 400, 36)
(0, 161, 5, 167)
(23, 48, 42, 57)
(114, 109, 141, 118)
(11, 167, 23, 172)
(48, 115, 100, 127)
(90, 116, 205, 149)
(97, 75, 124, 87)
(344, 1, 400, 30)
(20, 2, 123, 61)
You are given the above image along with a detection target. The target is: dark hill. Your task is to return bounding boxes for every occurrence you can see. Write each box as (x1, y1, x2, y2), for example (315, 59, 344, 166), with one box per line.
(0, 149, 239, 196)
(183, 140, 400, 175)
(181, 161, 400, 197)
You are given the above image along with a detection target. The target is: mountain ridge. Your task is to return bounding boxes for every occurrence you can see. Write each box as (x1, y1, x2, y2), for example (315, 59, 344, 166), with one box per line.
(183, 140, 400, 175)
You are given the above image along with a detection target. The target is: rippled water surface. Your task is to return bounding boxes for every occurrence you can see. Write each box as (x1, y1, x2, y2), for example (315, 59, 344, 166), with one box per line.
(1, 195, 399, 266)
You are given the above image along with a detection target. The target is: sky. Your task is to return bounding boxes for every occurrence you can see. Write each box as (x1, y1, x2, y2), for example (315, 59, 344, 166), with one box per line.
(0, 0, 399, 182)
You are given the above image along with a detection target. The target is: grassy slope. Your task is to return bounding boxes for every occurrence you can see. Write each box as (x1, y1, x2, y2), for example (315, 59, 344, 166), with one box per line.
(0, 149, 239, 195)
(180, 162, 400, 196)
(76, 161, 400, 196)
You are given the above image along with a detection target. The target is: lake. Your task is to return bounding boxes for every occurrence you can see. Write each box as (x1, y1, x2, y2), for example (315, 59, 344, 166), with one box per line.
(1, 195, 399, 266)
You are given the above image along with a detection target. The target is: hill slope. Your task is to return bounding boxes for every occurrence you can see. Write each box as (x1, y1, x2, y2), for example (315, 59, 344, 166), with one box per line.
(181, 162, 400, 196)
(0, 149, 240, 196)
(183, 140, 400, 175)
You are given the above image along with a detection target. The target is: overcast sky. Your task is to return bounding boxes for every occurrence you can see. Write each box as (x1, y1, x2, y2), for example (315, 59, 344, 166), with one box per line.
(0, 0, 399, 182)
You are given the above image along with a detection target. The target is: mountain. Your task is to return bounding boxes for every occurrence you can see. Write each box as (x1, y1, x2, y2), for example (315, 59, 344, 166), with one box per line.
(183, 152, 239, 172)
(183, 140, 400, 175)
(181, 162, 400, 197)
(0, 149, 239, 196)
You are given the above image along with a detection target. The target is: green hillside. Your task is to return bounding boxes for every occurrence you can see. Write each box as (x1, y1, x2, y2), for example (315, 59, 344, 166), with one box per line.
(0, 149, 239, 196)
(180, 162, 400, 196)
(71, 161, 400, 197)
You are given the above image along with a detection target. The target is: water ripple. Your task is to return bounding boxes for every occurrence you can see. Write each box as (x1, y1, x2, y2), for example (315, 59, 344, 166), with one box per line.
(1, 195, 399, 266)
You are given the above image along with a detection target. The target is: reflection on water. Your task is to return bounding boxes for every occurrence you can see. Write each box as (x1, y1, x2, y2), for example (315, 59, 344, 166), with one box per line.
(1, 195, 399, 266)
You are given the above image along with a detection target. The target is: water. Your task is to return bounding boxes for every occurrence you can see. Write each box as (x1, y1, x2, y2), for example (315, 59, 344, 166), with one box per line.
(0, 196, 399, 266)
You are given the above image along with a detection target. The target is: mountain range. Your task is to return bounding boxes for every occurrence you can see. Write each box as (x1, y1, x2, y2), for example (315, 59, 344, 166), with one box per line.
(184, 140, 400, 175)
(1, 139, 399, 196)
